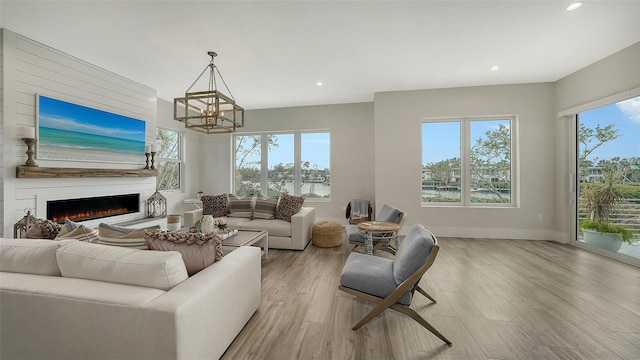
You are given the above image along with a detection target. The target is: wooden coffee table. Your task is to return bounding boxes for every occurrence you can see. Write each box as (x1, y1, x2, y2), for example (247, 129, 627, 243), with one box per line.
(221, 229, 269, 259)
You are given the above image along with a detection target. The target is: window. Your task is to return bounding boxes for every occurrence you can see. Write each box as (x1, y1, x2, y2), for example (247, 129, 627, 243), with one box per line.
(233, 131, 330, 199)
(268, 134, 294, 196)
(576, 95, 640, 258)
(155, 128, 182, 191)
(422, 117, 516, 206)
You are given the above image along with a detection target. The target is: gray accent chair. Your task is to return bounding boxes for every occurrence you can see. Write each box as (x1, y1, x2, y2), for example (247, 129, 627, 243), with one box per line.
(338, 224, 451, 345)
(345, 204, 404, 253)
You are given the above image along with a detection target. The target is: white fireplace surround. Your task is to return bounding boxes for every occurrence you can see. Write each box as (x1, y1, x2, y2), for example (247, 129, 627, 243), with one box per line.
(35, 189, 162, 229)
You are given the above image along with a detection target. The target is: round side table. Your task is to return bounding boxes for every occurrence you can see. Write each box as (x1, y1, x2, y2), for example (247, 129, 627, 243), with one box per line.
(356, 221, 400, 255)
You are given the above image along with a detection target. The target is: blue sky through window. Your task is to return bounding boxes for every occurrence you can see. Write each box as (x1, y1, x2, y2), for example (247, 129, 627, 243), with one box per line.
(579, 96, 640, 161)
(267, 133, 330, 169)
(239, 133, 330, 170)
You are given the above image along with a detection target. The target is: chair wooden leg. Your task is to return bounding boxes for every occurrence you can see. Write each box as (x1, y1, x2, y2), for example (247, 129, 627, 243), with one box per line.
(393, 305, 452, 345)
(352, 301, 390, 330)
(416, 286, 437, 303)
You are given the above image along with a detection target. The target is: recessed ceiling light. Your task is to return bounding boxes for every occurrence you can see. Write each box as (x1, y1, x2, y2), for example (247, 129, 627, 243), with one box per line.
(491, 66, 499, 71)
(316, 82, 323, 86)
(567, 1, 583, 11)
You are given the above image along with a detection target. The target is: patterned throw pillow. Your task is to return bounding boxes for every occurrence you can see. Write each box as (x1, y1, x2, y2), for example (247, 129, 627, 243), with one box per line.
(145, 230, 223, 276)
(25, 219, 63, 239)
(95, 223, 161, 250)
(275, 194, 305, 222)
(202, 194, 229, 217)
(228, 196, 255, 218)
(56, 219, 99, 242)
(253, 197, 279, 220)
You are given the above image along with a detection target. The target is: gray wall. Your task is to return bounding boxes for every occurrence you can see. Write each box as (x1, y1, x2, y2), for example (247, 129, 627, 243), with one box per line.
(0, 32, 4, 234)
(373, 83, 559, 240)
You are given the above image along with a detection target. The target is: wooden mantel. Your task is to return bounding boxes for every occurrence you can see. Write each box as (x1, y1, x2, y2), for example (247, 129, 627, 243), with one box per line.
(16, 166, 157, 178)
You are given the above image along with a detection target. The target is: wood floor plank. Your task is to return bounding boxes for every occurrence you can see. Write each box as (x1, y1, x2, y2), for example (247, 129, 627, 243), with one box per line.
(221, 236, 640, 360)
(315, 296, 357, 360)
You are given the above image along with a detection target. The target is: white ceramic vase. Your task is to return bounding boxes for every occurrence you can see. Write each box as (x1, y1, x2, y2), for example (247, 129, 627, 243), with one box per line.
(201, 215, 215, 234)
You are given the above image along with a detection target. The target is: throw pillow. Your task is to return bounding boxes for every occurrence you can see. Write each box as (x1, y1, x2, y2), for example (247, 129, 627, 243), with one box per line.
(275, 194, 305, 222)
(202, 193, 229, 217)
(56, 219, 99, 242)
(25, 219, 63, 239)
(253, 196, 279, 220)
(95, 223, 161, 250)
(145, 230, 223, 276)
(228, 196, 255, 218)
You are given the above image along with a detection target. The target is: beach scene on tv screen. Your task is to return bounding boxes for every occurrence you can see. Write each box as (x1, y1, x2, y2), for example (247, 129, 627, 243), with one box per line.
(37, 95, 146, 163)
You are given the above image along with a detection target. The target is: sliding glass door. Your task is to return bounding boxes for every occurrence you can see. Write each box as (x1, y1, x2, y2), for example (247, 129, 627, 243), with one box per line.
(576, 96, 640, 259)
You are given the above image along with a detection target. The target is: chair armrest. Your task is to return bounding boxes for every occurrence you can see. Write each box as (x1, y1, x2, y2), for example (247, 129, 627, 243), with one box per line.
(184, 209, 203, 227)
(290, 207, 316, 250)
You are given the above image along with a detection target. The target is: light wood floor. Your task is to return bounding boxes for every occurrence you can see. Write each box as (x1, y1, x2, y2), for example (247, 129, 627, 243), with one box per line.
(222, 236, 640, 360)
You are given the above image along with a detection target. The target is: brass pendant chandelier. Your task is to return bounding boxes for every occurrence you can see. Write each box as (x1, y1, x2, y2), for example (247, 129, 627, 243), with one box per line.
(174, 51, 244, 134)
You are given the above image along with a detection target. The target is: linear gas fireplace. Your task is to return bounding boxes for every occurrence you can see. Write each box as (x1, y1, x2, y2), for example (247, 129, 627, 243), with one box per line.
(47, 194, 140, 223)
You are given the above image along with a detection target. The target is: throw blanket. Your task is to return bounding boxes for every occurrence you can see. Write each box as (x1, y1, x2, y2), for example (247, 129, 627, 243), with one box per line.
(145, 230, 220, 245)
(350, 199, 369, 219)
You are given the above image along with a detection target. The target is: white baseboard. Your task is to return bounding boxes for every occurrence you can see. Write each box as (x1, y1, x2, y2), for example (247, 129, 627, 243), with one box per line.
(417, 226, 568, 243)
(319, 217, 570, 244)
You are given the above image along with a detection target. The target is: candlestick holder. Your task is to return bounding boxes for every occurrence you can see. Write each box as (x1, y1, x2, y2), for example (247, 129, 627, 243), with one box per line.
(21, 138, 38, 167)
(144, 152, 151, 169)
(150, 151, 156, 170)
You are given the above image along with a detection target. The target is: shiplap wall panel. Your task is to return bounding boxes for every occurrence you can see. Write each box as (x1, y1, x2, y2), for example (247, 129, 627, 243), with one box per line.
(15, 37, 154, 100)
(2, 30, 158, 236)
(16, 70, 153, 120)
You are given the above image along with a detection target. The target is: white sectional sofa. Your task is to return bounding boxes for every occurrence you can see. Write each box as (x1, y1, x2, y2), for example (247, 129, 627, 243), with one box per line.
(0, 238, 261, 360)
(184, 207, 316, 250)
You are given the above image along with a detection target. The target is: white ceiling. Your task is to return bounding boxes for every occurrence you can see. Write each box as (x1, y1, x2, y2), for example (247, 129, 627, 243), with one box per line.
(1, 1, 639, 110)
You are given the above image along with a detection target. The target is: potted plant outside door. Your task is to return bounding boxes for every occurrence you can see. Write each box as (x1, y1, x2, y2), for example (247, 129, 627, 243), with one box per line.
(579, 171, 633, 252)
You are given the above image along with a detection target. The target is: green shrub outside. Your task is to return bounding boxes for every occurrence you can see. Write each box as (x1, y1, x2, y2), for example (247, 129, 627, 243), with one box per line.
(580, 219, 633, 243)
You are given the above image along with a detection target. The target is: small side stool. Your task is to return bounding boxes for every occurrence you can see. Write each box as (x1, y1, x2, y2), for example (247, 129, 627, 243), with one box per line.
(312, 221, 343, 248)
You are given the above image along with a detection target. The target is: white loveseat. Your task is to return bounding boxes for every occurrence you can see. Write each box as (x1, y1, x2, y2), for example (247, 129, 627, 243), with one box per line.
(184, 207, 316, 250)
(0, 238, 261, 360)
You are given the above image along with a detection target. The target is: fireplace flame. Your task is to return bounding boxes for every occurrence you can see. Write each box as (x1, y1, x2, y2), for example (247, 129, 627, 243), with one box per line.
(52, 207, 129, 223)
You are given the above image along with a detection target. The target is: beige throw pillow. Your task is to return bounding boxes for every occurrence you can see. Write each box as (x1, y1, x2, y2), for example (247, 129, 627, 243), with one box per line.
(145, 230, 223, 276)
(228, 196, 255, 218)
(56, 219, 99, 242)
(95, 223, 160, 249)
(253, 196, 279, 220)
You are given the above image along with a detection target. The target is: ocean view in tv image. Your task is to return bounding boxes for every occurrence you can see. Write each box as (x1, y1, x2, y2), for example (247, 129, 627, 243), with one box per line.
(37, 95, 146, 163)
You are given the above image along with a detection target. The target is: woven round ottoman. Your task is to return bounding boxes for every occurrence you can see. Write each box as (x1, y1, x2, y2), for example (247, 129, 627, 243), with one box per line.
(312, 221, 343, 248)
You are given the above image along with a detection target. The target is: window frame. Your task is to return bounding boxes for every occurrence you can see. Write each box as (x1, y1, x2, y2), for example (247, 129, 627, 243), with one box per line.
(155, 127, 184, 193)
(232, 130, 331, 201)
(421, 115, 518, 207)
